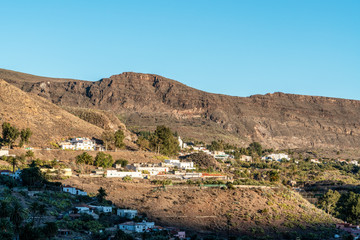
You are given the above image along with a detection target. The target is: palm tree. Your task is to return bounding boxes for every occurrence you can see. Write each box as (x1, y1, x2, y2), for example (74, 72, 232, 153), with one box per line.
(25, 150, 34, 162)
(8, 156, 18, 173)
(29, 202, 39, 224)
(37, 204, 47, 226)
(96, 187, 107, 203)
(10, 201, 25, 240)
(0, 218, 12, 232)
(0, 200, 10, 218)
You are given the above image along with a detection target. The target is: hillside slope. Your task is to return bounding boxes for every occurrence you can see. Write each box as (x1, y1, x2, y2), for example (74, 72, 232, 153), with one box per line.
(3, 68, 360, 149)
(0, 79, 104, 146)
(62, 177, 338, 238)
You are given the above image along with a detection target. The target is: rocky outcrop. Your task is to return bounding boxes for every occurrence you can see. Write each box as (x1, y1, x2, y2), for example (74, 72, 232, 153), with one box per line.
(2, 68, 360, 149)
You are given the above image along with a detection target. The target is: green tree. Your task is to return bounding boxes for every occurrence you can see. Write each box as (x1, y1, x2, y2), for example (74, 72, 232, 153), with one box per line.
(122, 176, 132, 182)
(19, 223, 40, 240)
(25, 150, 35, 161)
(94, 152, 113, 168)
(29, 202, 40, 224)
(208, 140, 224, 152)
(96, 187, 107, 203)
(37, 204, 47, 226)
(114, 129, 125, 150)
(1, 122, 20, 148)
(115, 159, 128, 167)
(318, 190, 341, 214)
(6, 156, 18, 173)
(76, 152, 94, 165)
(101, 130, 115, 151)
(10, 201, 25, 240)
(19, 128, 32, 148)
(136, 136, 150, 150)
(20, 163, 44, 186)
(0, 218, 13, 234)
(248, 142, 262, 156)
(42, 222, 58, 239)
(114, 230, 134, 240)
(268, 170, 280, 182)
(150, 125, 179, 156)
(0, 201, 11, 218)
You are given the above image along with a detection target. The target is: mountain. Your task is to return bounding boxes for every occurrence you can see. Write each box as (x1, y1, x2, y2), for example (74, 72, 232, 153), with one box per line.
(0, 79, 104, 146)
(2, 68, 360, 150)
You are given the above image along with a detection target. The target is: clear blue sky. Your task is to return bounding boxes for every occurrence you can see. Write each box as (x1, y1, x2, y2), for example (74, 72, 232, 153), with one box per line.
(1, 0, 359, 99)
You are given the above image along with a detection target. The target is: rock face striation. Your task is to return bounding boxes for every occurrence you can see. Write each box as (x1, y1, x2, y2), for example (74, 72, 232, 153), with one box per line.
(2, 68, 360, 149)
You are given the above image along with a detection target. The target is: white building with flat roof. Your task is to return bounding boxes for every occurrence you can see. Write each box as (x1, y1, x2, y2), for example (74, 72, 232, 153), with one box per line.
(119, 221, 155, 233)
(89, 205, 112, 213)
(106, 170, 142, 178)
(59, 137, 100, 151)
(0, 150, 9, 157)
(127, 164, 169, 176)
(117, 209, 138, 219)
(62, 185, 87, 196)
(262, 153, 290, 162)
(163, 160, 195, 170)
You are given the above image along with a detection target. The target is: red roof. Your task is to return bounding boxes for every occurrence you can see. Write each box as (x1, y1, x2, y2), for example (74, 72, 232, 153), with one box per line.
(201, 173, 225, 177)
(75, 203, 92, 208)
(120, 221, 135, 226)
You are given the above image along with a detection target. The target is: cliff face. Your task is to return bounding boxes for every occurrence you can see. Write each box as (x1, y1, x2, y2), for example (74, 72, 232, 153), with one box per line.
(2, 68, 360, 149)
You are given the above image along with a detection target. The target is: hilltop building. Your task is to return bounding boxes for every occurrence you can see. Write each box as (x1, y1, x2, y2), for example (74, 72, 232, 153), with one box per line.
(59, 137, 104, 151)
(117, 209, 138, 219)
(62, 185, 87, 196)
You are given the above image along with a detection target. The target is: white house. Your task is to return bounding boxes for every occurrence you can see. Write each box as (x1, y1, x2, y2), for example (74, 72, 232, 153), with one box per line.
(240, 155, 252, 162)
(62, 185, 88, 196)
(0, 169, 22, 179)
(262, 153, 290, 162)
(117, 209, 138, 219)
(75, 204, 94, 214)
(350, 160, 359, 166)
(59, 137, 99, 151)
(310, 159, 321, 164)
(90, 205, 112, 213)
(119, 221, 155, 233)
(164, 159, 180, 164)
(174, 231, 186, 239)
(0, 150, 9, 157)
(177, 162, 195, 170)
(164, 160, 195, 170)
(0, 170, 13, 177)
(178, 136, 187, 150)
(182, 172, 202, 179)
(127, 164, 169, 176)
(106, 170, 142, 178)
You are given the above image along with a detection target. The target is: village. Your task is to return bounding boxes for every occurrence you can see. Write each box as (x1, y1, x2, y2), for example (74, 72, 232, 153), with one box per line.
(0, 164, 187, 240)
(1, 133, 360, 240)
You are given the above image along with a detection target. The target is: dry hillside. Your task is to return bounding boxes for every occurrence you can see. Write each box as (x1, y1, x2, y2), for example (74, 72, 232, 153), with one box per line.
(62, 177, 338, 238)
(0, 79, 103, 146)
(61, 106, 137, 147)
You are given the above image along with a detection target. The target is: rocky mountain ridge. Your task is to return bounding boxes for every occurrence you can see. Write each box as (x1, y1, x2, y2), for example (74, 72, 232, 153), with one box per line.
(2, 68, 360, 149)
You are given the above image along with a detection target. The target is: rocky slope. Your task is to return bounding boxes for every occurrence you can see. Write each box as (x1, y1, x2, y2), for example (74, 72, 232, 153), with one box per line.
(0, 79, 104, 146)
(2, 68, 360, 149)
